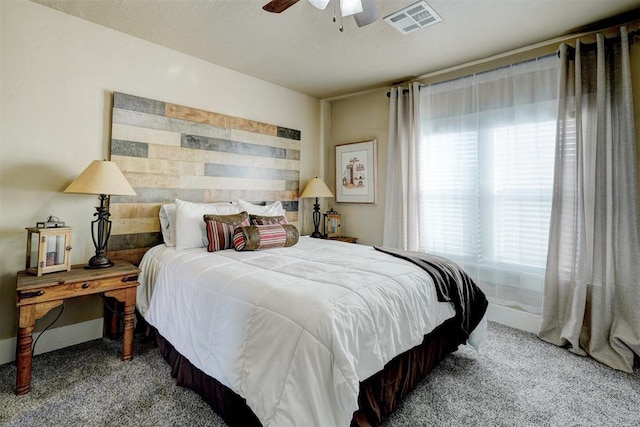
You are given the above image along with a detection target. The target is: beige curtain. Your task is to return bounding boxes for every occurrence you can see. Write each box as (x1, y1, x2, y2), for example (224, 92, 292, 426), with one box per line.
(538, 27, 640, 372)
(383, 83, 422, 250)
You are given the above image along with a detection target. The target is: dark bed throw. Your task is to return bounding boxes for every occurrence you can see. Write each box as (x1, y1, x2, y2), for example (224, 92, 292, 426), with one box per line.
(373, 246, 488, 344)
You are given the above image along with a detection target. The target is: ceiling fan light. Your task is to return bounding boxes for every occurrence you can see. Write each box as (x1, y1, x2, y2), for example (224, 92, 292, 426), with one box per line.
(309, 0, 330, 9)
(340, 0, 363, 17)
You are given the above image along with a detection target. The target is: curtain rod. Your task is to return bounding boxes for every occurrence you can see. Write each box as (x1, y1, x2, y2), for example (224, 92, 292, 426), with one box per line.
(386, 52, 560, 97)
(328, 17, 640, 102)
(405, 21, 639, 87)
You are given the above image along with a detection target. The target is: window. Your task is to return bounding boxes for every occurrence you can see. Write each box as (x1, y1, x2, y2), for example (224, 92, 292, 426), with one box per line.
(418, 55, 558, 313)
(491, 122, 556, 269)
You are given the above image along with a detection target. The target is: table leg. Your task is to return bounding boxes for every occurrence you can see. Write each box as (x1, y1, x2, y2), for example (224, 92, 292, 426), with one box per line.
(105, 287, 136, 361)
(121, 290, 135, 361)
(16, 306, 35, 395)
(16, 300, 63, 395)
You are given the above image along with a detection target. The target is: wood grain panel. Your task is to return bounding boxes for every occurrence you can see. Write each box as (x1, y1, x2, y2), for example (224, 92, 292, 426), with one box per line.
(112, 123, 181, 147)
(108, 232, 163, 251)
(148, 144, 299, 171)
(111, 218, 160, 235)
(111, 188, 206, 204)
(230, 128, 300, 150)
(165, 103, 229, 128)
(228, 116, 277, 136)
(114, 92, 165, 116)
(122, 172, 182, 189)
(109, 203, 160, 219)
(112, 108, 232, 141)
(109, 92, 301, 258)
(112, 155, 204, 176)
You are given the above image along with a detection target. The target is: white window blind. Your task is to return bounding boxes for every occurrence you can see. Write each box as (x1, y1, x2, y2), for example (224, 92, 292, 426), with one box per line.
(419, 131, 478, 260)
(418, 55, 558, 314)
(491, 121, 556, 268)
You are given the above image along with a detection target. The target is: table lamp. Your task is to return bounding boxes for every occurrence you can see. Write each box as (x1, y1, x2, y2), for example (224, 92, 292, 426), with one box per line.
(64, 160, 136, 268)
(300, 177, 334, 238)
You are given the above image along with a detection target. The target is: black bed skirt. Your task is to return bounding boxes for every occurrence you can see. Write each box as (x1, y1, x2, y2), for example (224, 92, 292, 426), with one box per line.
(153, 317, 460, 427)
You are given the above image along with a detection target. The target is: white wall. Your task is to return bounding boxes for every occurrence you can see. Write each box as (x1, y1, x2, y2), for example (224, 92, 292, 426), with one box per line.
(0, 0, 321, 343)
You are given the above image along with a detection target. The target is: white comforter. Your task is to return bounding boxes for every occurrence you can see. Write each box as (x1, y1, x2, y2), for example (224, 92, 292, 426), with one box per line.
(138, 237, 459, 427)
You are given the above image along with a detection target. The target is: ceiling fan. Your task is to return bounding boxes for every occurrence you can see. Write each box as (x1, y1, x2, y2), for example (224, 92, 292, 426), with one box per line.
(262, 0, 379, 28)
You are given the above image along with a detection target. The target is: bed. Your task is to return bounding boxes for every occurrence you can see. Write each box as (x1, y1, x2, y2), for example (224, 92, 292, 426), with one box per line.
(106, 91, 488, 426)
(135, 236, 487, 427)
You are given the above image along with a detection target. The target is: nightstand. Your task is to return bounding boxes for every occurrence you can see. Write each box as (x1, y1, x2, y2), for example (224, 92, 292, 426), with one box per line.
(15, 260, 140, 395)
(325, 236, 358, 244)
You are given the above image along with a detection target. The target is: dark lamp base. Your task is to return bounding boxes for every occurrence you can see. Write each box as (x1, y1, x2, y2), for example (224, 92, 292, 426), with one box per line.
(87, 196, 115, 270)
(310, 198, 323, 239)
(85, 254, 114, 269)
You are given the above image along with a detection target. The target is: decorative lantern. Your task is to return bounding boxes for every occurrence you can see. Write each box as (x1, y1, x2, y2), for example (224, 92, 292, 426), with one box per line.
(323, 208, 342, 238)
(25, 226, 72, 276)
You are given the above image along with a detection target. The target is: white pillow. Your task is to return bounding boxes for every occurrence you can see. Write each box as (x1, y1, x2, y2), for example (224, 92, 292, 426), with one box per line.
(174, 198, 239, 250)
(159, 203, 176, 246)
(237, 198, 286, 216)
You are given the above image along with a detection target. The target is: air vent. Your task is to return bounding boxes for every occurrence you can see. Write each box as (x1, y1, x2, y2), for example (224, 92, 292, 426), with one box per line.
(384, 1, 442, 34)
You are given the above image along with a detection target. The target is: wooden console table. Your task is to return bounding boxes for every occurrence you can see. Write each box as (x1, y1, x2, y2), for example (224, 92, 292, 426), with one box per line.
(325, 236, 358, 244)
(15, 260, 139, 395)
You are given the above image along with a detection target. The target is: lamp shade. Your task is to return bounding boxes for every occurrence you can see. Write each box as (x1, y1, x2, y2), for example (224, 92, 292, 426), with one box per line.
(64, 160, 136, 196)
(300, 177, 334, 199)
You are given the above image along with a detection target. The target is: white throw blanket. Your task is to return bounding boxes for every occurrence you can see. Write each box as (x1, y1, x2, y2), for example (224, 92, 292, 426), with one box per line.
(138, 237, 460, 426)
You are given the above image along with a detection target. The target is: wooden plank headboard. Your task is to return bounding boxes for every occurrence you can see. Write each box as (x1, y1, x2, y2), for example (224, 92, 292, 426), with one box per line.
(106, 92, 301, 264)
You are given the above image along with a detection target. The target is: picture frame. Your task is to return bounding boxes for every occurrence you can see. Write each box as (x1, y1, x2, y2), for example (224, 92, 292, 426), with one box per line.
(335, 139, 377, 204)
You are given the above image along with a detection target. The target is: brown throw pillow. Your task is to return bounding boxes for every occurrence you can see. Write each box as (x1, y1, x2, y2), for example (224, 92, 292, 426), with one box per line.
(249, 214, 289, 226)
(204, 211, 250, 252)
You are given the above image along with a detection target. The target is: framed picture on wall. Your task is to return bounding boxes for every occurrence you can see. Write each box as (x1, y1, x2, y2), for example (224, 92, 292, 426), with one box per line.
(335, 139, 377, 204)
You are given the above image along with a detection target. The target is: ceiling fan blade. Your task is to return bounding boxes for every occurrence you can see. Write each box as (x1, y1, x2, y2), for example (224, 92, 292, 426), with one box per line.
(263, 0, 300, 13)
(353, 0, 378, 26)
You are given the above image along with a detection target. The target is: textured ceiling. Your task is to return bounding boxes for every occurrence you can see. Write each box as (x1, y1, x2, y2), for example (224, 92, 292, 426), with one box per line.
(31, 0, 640, 99)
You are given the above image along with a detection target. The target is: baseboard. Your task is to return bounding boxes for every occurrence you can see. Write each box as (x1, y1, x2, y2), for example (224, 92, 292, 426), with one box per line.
(0, 318, 104, 366)
(486, 303, 541, 334)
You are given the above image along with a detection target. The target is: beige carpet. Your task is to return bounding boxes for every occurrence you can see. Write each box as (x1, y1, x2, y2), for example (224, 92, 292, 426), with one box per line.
(1, 322, 638, 426)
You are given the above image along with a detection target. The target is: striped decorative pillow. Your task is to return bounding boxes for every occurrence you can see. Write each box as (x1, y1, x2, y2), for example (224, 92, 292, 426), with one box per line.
(203, 212, 250, 252)
(233, 224, 299, 251)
